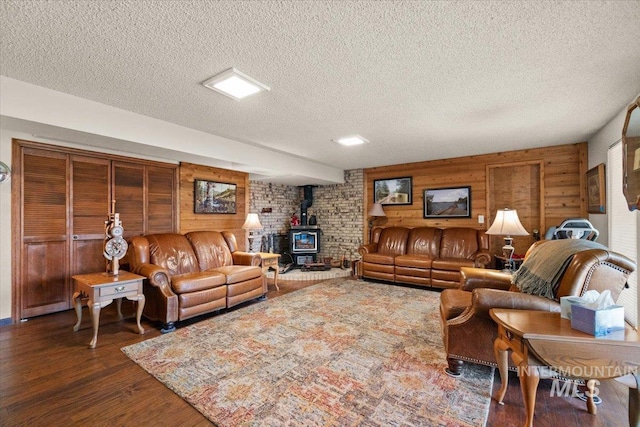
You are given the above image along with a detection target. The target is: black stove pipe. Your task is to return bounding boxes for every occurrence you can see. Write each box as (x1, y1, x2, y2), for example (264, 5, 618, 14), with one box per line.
(300, 185, 316, 226)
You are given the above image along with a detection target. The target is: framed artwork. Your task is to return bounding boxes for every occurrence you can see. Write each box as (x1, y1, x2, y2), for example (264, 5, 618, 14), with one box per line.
(194, 179, 237, 214)
(586, 163, 606, 214)
(373, 177, 412, 205)
(424, 186, 471, 218)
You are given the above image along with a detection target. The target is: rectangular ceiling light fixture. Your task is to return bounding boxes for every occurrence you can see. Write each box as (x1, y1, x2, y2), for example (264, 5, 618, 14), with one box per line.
(202, 68, 270, 100)
(333, 135, 369, 146)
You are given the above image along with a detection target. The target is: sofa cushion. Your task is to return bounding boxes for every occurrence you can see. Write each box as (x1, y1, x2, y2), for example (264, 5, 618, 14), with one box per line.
(432, 257, 475, 271)
(178, 285, 227, 309)
(227, 276, 264, 297)
(395, 254, 433, 269)
(147, 234, 200, 276)
(186, 231, 234, 270)
(214, 265, 262, 284)
(377, 227, 410, 256)
(178, 286, 228, 321)
(406, 227, 442, 257)
(171, 272, 226, 293)
(362, 253, 395, 265)
(440, 228, 480, 259)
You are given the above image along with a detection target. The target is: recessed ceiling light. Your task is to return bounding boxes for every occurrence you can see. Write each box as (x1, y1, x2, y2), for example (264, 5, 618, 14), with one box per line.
(333, 135, 369, 146)
(202, 68, 270, 100)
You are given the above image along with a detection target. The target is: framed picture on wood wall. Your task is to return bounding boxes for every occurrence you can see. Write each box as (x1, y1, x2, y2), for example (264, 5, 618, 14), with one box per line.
(586, 163, 606, 214)
(194, 179, 237, 214)
(424, 186, 471, 218)
(373, 177, 412, 205)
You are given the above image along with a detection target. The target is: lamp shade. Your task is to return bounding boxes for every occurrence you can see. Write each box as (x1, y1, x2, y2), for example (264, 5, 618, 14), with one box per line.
(241, 213, 263, 230)
(486, 208, 529, 236)
(368, 203, 386, 217)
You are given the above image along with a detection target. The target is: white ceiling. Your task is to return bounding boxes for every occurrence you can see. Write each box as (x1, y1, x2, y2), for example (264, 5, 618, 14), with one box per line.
(1, 1, 640, 185)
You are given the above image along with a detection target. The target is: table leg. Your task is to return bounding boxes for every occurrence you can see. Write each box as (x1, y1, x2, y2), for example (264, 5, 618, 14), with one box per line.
(127, 294, 145, 335)
(72, 291, 83, 332)
(273, 263, 279, 291)
(513, 353, 539, 427)
(116, 297, 123, 320)
(88, 299, 102, 349)
(629, 375, 639, 427)
(586, 379, 598, 415)
(494, 335, 510, 404)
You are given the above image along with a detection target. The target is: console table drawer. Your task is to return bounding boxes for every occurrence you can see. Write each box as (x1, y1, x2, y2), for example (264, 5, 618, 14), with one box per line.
(100, 282, 140, 298)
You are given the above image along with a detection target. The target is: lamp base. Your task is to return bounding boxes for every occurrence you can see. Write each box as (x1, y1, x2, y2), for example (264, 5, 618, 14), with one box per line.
(247, 233, 260, 253)
(502, 236, 515, 271)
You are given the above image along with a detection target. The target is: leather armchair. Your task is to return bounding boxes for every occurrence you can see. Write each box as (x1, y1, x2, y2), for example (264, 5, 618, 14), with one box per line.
(440, 240, 636, 376)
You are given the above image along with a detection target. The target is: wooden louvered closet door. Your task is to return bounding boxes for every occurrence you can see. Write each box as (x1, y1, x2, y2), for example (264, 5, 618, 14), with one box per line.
(113, 162, 145, 239)
(20, 149, 71, 318)
(71, 156, 111, 277)
(112, 162, 177, 239)
(14, 140, 178, 321)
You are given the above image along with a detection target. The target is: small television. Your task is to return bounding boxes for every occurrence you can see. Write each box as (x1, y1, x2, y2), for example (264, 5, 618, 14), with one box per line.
(291, 230, 319, 253)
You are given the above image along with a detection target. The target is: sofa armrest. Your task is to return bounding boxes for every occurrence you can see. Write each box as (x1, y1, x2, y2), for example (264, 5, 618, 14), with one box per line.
(132, 262, 178, 326)
(471, 288, 561, 319)
(459, 267, 513, 291)
(134, 263, 173, 290)
(232, 251, 261, 266)
(358, 243, 378, 256)
(472, 249, 492, 268)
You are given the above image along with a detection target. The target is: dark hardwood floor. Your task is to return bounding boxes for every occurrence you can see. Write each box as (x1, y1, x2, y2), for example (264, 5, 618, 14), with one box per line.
(0, 277, 630, 426)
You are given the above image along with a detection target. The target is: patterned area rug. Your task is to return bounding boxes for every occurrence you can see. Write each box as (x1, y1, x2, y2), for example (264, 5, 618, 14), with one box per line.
(122, 279, 493, 426)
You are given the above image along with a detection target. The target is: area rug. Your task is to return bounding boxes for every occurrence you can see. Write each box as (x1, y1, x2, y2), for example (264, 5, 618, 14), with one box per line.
(122, 279, 493, 426)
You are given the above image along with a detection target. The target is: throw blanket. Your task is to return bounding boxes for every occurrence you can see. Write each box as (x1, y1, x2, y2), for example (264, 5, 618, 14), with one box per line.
(512, 239, 606, 300)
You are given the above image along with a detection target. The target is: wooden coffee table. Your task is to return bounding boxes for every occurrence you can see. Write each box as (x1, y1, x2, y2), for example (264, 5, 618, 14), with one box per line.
(490, 309, 639, 427)
(72, 271, 145, 349)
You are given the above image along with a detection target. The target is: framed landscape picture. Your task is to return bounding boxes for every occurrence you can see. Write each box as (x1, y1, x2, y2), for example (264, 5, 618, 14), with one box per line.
(373, 177, 412, 205)
(194, 179, 237, 214)
(586, 163, 606, 214)
(423, 186, 471, 218)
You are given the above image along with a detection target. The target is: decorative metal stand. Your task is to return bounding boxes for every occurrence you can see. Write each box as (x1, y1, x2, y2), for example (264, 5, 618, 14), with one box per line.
(103, 200, 128, 275)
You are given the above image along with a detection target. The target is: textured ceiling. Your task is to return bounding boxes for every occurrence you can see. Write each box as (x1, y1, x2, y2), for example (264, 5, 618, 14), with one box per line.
(1, 1, 640, 184)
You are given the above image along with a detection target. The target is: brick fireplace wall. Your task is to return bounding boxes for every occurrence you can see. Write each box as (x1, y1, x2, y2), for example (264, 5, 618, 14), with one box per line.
(250, 169, 365, 264)
(248, 181, 299, 255)
(308, 169, 364, 263)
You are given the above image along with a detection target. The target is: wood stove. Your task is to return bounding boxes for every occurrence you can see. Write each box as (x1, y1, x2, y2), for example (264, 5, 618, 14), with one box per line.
(289, 226, 321, 266)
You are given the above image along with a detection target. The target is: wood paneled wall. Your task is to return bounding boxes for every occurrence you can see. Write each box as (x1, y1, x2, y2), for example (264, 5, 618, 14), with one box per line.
(179, 162, 250, 250)
(364, 142, 588, 254)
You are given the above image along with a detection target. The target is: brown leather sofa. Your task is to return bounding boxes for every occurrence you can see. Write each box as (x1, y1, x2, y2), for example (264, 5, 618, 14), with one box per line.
(128, 230, 266, 332)
(358, 226, 491, 288)
(440, 240, 636, 376)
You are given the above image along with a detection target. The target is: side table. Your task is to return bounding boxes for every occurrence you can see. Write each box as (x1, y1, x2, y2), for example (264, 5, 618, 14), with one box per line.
(72, 271, 145, 349)
(490, 308, 639, 427)
(258, 252, 281, 290)
(494, 254, 524, 271)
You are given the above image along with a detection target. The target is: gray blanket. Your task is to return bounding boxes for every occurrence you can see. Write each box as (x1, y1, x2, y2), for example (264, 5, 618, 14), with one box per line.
(512, 239, 606, 300)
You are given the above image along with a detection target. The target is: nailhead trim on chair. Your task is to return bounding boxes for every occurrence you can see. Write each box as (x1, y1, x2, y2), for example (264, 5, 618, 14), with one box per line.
(449, 353, 586, 383)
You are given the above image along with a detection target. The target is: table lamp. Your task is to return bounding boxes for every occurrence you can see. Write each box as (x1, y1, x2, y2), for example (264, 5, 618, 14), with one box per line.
(486, 208, 529, 271)
(367, 203, 386, 240)
(242, 213, 263, 252)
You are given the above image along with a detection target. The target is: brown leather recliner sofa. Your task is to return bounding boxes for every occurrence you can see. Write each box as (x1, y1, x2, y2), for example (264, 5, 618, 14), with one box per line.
(128, 230, 266, 333)
(358, 226, 491, 288)
(440, 240, 636, 376)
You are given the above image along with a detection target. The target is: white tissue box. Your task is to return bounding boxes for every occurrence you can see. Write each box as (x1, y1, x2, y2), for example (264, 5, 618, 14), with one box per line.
(570, 304, 625, 337)
(560, 296, 586, 319)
